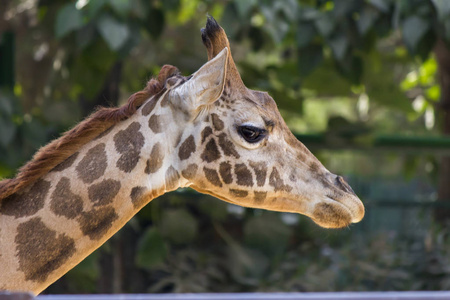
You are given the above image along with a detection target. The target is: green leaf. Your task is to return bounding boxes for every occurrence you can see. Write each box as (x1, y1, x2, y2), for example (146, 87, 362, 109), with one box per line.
(315, 13, 334, 37)
(227, 246, 269, 285)
(96, 14, 130, 51)
(401, 16, 429, 54)
(244, 214, 291, 256)
(298, 44, 324, 76)
(159, 209, 198, 245)
(235, 0, 256, 18)
(444, 19, 450, 41)
(261, 6, 289, 43)
(55, 3, 83, 38)
(136, 227, 167, 269)
(357, 5, 379, 35)
(108, 0, 131, 17)
(198, 198, 228, 221)
(431, 0, 450, 21)
(329, 34, 349, 60)
(333, 0, 358, 17)
(162, 0, 180, 11)
(426, 85, 440, 101)
(86, 0, 108, 18)
(0, 94, 13, 116)
(368, 0, 390, 12)
(145, 8, 165, 39)
(0, 117, 16, 147)
(297, 21, 316, 48)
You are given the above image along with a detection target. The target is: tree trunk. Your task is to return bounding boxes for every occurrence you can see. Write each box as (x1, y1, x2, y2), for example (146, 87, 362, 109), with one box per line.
(434, 39, 450, 224)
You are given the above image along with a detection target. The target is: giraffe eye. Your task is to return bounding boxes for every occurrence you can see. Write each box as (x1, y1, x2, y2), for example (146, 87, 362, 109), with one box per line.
(238, 125, 266, 143)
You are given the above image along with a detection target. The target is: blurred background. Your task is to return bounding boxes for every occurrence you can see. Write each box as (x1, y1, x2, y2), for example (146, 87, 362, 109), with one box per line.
(2, 0, 450, 294)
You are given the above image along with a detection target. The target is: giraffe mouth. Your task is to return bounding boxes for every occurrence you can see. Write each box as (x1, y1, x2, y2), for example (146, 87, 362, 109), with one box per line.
(309, 194, 364, 229)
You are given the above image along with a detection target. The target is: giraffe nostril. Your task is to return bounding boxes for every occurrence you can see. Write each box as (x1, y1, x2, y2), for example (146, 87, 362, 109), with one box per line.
(335, 176, 356, 196)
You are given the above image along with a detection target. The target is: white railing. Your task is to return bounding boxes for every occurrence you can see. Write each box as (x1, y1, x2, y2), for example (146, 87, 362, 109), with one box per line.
(3, 292, 450, 300)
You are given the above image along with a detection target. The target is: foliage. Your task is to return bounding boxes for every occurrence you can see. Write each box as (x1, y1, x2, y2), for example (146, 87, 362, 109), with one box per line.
(1, 0, 450, 294)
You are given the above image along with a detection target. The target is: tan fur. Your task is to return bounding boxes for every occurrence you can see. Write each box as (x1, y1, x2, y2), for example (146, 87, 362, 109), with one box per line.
(0, 65, 179, 201)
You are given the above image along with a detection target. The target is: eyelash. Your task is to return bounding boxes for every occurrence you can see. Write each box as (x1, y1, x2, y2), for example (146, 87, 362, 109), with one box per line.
(237, 125, 267, 143)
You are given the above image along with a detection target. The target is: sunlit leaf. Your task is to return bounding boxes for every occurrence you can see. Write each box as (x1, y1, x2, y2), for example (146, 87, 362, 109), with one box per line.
(426, 85, 440, 101)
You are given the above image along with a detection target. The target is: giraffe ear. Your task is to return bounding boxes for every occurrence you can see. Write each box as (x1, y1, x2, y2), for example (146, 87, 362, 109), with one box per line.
(170, 47, 228, 113)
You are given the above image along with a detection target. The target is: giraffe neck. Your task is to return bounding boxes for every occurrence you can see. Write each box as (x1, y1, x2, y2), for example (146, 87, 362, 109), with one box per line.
(0, 93, 189, 294)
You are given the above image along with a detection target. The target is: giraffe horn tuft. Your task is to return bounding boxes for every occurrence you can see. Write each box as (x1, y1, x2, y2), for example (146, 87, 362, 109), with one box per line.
(201, 16, 246, 91)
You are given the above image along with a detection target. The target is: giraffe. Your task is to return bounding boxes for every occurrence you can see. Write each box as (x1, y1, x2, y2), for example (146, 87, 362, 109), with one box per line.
(0, 17, 364, 294)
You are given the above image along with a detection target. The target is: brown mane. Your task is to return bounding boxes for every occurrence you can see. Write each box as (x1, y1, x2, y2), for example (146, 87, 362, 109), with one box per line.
(0, 65, 180, 201)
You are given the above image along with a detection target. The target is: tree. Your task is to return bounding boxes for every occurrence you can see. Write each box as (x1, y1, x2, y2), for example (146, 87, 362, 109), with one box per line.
(1, 0, 449, 294)
(219, 0, 450, 223)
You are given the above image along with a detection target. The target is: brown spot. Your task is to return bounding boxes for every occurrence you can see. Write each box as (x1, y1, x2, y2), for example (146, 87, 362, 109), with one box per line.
(160, 95, 169, 107)
(114, 122, 145, 173)
(88, 179, 121, 206)
(254, 191, 267, 204)
(130, 186, 147, 208)
(0, 179, 50, 218)
(145, 143, 164, 174)
(76, 143, 107, 184)
(230, 189, 248, 198)
(235, 163, 253, 187)
(142, 99, 157, 116)
(79, 206, 118, 240)
(181, 163, 198, 180)
(218, 133, 240, 158)
(309, 161, 321, 173)
(211, 113, 224, 131)
(52, 152, 79, 172)
(149, 114, 163, 133)
(249, 161, 267, 187)
(50, 177, 83, 219)
(201, 138, 221, 162)
(285, 132, 302, 148)
(219, 162, 233, 184)
(15, 217, 76, 282)
(178, 135, 196, 161)
(203, 167, 222, 187)
(165, 166, 180, 190)
(269, 167, 293, 192)
(201, 126, 213, 144)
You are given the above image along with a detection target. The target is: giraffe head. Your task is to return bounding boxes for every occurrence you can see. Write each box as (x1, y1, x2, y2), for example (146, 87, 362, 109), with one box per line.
(160, 18, 364, 228)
